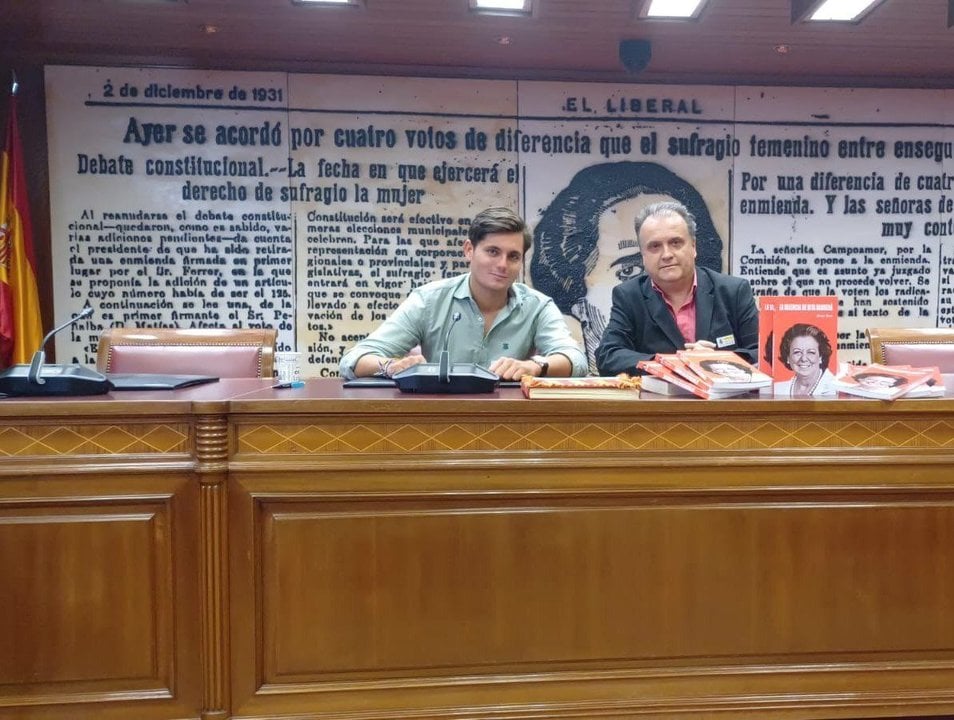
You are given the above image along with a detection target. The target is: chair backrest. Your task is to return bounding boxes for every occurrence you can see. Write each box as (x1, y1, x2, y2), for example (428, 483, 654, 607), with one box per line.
(97, 327, 277, 378)
(866, 327, 954, 372)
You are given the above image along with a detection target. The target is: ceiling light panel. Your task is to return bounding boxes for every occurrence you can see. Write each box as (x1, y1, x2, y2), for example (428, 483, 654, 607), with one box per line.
(641, 0, 707, 19)
(800, 0, 884, 22)
(293, 0, 362, 6)
(469, 0, 533, 16)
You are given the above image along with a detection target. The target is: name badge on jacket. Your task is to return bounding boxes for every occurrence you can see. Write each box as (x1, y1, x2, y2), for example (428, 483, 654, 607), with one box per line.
(715, 334, 735, 348)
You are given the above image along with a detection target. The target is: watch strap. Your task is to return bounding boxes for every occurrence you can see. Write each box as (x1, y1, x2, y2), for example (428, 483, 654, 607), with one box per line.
(531, 355, 549, 377)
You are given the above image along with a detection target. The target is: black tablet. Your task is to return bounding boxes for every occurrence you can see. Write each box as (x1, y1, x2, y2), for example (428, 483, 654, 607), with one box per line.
(107, 373, 220, 390)
(342, 377, 520, 388)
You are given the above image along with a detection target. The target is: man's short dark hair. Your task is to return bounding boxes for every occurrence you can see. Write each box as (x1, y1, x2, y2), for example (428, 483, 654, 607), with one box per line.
(468, 207, 531, 252)
(635, 201, 698, 245)
(778, 323, 833, 371)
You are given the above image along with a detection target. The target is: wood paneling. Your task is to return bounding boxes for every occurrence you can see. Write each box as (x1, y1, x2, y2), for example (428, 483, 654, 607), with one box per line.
(225, 383, 954, 720)
(0, 501, 172, 687)
(5, 382, 954, 719)
(251, 489, 954, 677)
(0, 387, 236, 720)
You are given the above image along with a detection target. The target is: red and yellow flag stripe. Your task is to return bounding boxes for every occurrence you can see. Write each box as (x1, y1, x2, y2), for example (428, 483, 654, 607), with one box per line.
(0, 91, 43, 367)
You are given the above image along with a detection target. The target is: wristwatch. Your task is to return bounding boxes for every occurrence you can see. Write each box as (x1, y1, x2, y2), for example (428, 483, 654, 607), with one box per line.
(530, 355, 549, 377)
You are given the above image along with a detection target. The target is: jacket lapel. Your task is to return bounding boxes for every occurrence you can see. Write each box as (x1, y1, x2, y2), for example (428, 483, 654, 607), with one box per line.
(641, 278, 686, 349)
(694, 269, 715, 342)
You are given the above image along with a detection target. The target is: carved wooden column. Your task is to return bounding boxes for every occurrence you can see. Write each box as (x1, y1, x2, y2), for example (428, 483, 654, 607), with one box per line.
(195, 411, 230, 720)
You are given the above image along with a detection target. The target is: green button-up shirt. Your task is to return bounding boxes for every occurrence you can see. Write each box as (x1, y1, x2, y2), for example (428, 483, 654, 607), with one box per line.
(339, 273, 587, 378)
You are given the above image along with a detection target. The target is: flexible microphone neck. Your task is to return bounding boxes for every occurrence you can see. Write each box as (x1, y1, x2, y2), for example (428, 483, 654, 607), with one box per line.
(37, 306, 93, 353)
(27, 306, 94, 385)
(438, 311, 462, 383)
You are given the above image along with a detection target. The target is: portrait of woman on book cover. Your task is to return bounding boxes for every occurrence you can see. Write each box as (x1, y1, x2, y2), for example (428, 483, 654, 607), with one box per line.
(774, 323, 837, 397)
(854, 371, 907, 391)
(699, 358, 753, 382)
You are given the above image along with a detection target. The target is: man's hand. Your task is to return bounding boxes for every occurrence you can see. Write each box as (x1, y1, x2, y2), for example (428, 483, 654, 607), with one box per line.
(489, 356, 539, 381)
(684, 340, 716, 352)
(385, 354, 427, 376)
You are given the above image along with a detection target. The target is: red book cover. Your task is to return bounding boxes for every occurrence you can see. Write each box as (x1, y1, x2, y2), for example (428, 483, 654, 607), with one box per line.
(833, 363, 935, 400)
(655, 353, 709, 388)
(899, 365, 945, 398)
(638, 360, 751, 399)
(757, 299, 776, 377)
(639, 360, 707, 397)
(675, 350, 772, 390)
(759, 296, 839, 397)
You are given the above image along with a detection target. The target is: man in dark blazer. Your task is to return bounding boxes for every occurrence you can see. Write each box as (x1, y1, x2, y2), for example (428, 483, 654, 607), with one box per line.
(595, 201, 758, 376)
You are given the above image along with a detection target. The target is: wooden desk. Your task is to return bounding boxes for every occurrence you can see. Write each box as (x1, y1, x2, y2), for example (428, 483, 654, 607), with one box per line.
(3, 382, 954, 720)
(0, 380, 265, 720)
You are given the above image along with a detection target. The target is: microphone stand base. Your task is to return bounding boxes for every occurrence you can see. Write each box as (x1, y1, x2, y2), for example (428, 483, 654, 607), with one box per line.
(0, 365, 112, 397)
(392, 363, 499, 394)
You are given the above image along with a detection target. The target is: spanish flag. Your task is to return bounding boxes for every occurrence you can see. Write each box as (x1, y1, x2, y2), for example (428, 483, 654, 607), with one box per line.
(0, 88, 43, 367)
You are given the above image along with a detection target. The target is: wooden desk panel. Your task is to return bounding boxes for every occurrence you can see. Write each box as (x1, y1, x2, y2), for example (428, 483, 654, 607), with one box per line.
(251, 488, 952, 666)
(0, 382, 263, 720)
(0, 482, 190, 705)
(226, 386, 954, 720)
(4, 383, 954, 720)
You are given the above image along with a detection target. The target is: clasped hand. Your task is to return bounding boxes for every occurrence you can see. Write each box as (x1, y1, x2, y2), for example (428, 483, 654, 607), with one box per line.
(382, 355, 427, 376)
(489, 356, 540, 381)
(379, 354, 538, 381)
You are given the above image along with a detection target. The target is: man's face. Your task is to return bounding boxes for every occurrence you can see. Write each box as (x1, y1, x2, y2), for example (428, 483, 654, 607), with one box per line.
(585, 194, 671, 317)
(637, 212, 697, 289)
(464, 231, 525, 296)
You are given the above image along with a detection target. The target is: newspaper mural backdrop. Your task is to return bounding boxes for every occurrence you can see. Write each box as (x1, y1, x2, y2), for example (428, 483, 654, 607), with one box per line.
(284, 74, 517, 370)
(45, 66, 954, 375)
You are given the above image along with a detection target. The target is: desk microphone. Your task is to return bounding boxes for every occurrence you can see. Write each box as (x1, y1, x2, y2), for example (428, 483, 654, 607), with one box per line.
(0, 306, 112, 397)
(437, 311, 461, 383)
(392, 308, 498, 394)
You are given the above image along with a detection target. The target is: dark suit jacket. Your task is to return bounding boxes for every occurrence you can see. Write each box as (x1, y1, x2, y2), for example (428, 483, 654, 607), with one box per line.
(595, 267, 759, 376)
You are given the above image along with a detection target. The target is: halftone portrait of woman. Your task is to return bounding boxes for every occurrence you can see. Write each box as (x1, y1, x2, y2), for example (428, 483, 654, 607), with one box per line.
(530, 161, 724, 372)
(774, 322, 837, 396)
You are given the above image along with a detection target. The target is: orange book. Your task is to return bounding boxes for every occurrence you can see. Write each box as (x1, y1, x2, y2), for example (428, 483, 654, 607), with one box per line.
(675, 350, 772, 390)
(655, 354, 709, 388)
(893, 365, 945, 398)
(832, 363, 936, 400)
(638, 360, 753, 399)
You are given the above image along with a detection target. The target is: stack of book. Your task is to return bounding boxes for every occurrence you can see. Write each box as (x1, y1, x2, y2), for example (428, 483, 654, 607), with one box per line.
(832, 363, 943, 400)
(520, 374, 641, 399)
(637, 350, 772, 399)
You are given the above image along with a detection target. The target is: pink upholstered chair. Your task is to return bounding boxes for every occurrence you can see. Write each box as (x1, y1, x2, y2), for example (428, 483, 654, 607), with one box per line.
(867, 327, 954, 370)
(96, 327, 277, 378)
